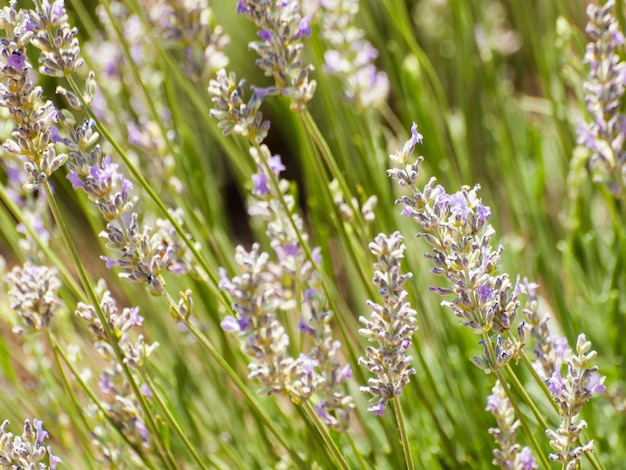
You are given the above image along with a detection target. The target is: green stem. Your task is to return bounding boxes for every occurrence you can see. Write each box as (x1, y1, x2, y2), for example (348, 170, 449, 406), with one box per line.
(47, 333, 98, 469)
(302, 402, 350, 470)
(139, 370, 214, 470)
(392, 400, 415, 470)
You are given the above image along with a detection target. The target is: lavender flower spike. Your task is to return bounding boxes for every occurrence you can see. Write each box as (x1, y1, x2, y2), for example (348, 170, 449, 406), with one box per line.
(236, 0, 316, 111)
(486, 380, 537, 469)
(578, 0, 626, 196)
(546, 334, 605, 468)
(387, 122, 522, 371)
(0, 418, 61, 469)
(359, 231, 418, 416)
(318, 0, 390, 108)
(0, 1, 68, 191)
(8, 262, 62, 334)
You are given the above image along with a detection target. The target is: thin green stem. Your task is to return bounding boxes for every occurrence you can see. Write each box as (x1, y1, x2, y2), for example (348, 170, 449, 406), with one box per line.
(139, 370, 213, 470)
(392, 400, 415, 470)
(47, 332, 98, 469)
(302, 402, 350, 470)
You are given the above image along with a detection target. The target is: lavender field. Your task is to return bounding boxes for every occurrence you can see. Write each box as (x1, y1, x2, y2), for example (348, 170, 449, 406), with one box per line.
(0, 0, 624, 468)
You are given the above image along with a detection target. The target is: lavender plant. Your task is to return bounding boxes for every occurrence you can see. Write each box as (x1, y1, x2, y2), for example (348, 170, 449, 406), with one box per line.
(359, 231, 417, 417)
(387, 123, 606, 468)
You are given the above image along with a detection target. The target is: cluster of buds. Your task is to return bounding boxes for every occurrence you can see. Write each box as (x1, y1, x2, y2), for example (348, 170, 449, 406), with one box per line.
(28, 0, 84, 78)
(140, 0, 230, 82)
(56, 114, 194, 294)
(577, 0, 626, 196)
(208, 69, 270, 143)
(0, 1, 67, 191)
(221, 144, 353, 429)
(236, 0, 315, 111)
(75, 283, 158, 448)
(316, 0, 389, 108)
(0, 418, 61, 469)
(7, 262, 62, 334)
(359, 231, 418, 416)
(546, 335, 605, 467)
(220, 244, 317, 400)
(485, 381, 537, 469)
(329, 178, 377, 224)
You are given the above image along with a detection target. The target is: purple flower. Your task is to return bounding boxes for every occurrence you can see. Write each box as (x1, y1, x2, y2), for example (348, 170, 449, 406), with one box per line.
(519, 447, 537, 470)
(314, 403, 330, 421)
(8, 52, 27, 72)
(267, 154, 286, 176)
(99, 372, 114, 394)
(485, 392, 501, 413)
(298, 316, 315, 336)
(258, 28, 272, 42)
(34, 418, 49, 446)
(66, 171, 85, 191)
(101, 255, 123, 270)
(295, 16, 311, 39)
(49, 126, 64, 144)
(251, 85, 275, 101)
(311, 246, 322, 264)
(477, 282, 494, 303)
(236, 0, 249, 14)
(337, 364, 352, 383)
(128, 307, 143, 327)
(476, 202, 491, 224)
(548, 370, 565, 395)
(401, 122, 423, 157)
(323, 50, 344, 74)
(274, 242, 299, 261)
(368, 402, 386, 416)
(221, 315, 243, 332)
(218, 267, 235, 291)
(140, 382, 153, 399)
(120, 176, 133, 200)
(298, 354, 318, 375)
(446, 192, 470, 221)
(50, 0, 66, 23)
(49, 450, 62, 470)
(585, 370, 606, 395)
(220, 315, 250, 333)
(252, 172, 270, 196)
(90, 155, 118, 186)
(127, 121, 144, 146)
(135, 419, 149, 441)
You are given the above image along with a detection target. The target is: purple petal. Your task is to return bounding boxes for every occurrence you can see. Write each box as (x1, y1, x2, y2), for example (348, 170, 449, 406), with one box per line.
(34, 418, 48, 446)
(252, 172, 270, 196)
(140, 382, 153, 399)
(8, 53, 27, 72)
(66, 171, 85, 191)
(221, 315, 241, 332)
(267, 154, 286, 176)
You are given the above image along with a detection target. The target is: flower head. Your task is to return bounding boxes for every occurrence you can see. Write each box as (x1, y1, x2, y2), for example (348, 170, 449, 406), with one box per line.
(8, 262, 61, 334)
(359, 232, 418, 416)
